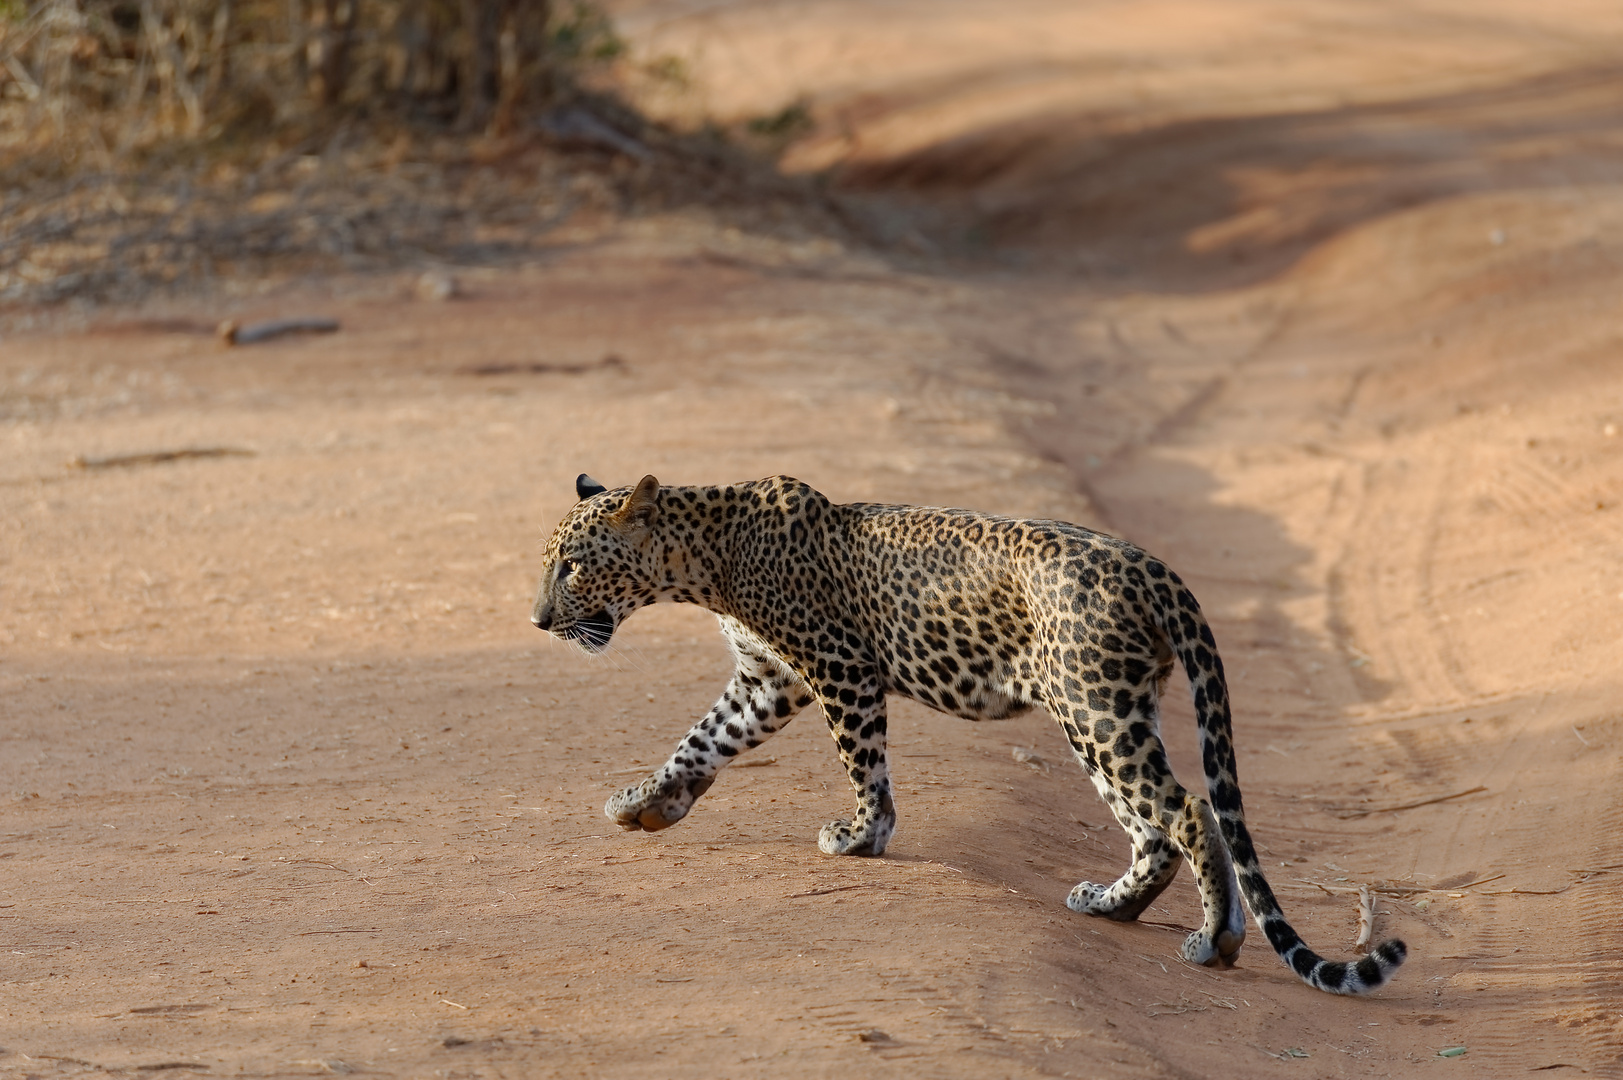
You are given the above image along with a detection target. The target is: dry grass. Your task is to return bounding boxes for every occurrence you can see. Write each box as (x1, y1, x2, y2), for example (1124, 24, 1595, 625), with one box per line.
(0, 118, 847, 311)
(0, 1, 852, 312)
(0, 0, 611, 154)
(0, 2, 853, 313)
(1, 127, 595, 306)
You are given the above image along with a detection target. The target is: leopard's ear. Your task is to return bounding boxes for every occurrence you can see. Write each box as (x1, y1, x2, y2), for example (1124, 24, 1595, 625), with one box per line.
(575, 473, 607, 500)
(619, 474, 660, 528)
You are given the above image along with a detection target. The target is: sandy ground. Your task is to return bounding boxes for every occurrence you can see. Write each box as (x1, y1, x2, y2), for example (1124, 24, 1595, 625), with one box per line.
(5, 2, 1623, 1076)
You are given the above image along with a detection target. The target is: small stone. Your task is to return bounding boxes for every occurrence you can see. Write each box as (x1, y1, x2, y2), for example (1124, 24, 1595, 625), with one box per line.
(1012, 746, 1049, 771)
(416, 271, 458, 302)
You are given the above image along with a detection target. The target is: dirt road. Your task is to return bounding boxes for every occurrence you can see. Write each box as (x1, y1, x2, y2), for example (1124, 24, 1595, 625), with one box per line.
(4, 2, 1623, 1076)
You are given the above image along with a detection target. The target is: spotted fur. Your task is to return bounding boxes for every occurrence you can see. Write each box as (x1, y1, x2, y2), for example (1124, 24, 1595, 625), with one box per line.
(532, 474, 1406, 995)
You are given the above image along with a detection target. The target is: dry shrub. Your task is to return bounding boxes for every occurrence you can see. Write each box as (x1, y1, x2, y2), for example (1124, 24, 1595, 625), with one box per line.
(0, 0, 643, 165)
(0, 2, 800, 309)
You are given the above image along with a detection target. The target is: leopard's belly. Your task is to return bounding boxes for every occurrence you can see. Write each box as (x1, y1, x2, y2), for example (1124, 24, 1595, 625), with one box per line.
(881, 661, 1035, 720)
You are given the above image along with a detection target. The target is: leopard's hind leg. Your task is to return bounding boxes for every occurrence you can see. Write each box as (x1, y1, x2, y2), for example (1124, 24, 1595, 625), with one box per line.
(1064, 782, 1182, 921)
(1061, 648, 1183, 920)
(1050, 682, 1247, 968)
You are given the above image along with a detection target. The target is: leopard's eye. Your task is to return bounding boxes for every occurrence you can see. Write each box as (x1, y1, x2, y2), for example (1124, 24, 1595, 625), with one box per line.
(559, 557, 579, 577)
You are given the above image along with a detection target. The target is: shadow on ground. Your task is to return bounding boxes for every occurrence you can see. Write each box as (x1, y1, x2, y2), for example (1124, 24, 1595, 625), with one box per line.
(834, 64, 1623, 291)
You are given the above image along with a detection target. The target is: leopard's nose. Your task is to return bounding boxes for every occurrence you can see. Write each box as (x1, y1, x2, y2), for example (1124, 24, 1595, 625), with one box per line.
(532, 613, 552, 631)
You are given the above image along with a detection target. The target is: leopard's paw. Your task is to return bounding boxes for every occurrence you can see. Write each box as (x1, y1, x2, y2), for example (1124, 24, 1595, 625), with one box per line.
(817, 814, 893, 857)
(1180, 927, 1244, 968)
(1065, 881, 1111, 915)
(1065, 877, 1167, 921)
(604, 774, 712, 833)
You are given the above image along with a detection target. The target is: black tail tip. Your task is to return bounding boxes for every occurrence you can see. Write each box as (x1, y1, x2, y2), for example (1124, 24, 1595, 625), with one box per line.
(1376, 939, 1408, 966)
(1348, 938, 1408, 991)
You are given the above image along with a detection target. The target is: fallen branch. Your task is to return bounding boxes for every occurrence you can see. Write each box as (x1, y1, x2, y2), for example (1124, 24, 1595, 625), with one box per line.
(131, 1063, 208, 1071)
(461, 354, 626, 377)
(218, 316, 339, 345)
(69, 447, 255, 470)
(128, 1004, 209, 1015)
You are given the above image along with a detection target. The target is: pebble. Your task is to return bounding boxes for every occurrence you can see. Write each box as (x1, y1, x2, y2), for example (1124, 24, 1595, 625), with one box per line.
(416, 271, 458, 302)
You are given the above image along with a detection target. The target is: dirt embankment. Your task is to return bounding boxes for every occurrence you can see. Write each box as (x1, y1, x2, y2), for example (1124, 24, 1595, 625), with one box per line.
(4, 2, 1623, 1077)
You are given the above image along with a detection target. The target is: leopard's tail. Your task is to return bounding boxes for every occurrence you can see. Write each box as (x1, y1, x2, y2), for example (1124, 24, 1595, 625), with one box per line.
(1153, 567, 1407, 996)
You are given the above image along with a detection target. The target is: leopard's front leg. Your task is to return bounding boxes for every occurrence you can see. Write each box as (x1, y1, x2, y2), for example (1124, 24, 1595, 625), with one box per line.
(813, 667, 895, 857)
(606, 629, 812, 833)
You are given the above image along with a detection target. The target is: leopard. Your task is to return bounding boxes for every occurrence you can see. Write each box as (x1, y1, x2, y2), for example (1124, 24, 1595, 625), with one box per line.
(530, 473, 1407, 995)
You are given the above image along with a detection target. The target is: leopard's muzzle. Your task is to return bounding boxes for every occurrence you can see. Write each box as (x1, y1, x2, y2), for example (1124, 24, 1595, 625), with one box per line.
(555, 609, 616, 653)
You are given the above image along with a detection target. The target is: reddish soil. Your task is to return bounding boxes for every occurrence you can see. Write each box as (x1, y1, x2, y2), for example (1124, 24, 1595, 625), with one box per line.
(4, 2, 1623, 1076)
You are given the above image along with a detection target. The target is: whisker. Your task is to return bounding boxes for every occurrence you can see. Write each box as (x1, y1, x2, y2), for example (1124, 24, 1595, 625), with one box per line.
(598, 635, 654, 678)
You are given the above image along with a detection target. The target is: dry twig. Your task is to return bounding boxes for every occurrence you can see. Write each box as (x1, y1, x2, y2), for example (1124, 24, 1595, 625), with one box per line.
(1335, 785, 1487, 818)
(1354, 885, 1375, 948)
(788, 882, 883, 900)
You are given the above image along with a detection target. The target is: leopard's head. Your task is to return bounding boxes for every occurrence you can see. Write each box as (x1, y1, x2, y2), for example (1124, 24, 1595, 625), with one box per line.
(531, 473, 663, 653)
